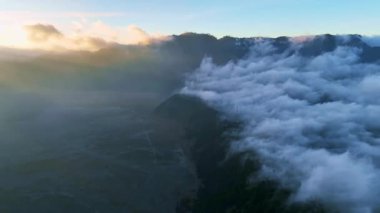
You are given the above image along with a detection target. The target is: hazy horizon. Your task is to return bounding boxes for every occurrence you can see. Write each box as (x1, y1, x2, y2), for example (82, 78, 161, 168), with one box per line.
(1, 0, 380, 49)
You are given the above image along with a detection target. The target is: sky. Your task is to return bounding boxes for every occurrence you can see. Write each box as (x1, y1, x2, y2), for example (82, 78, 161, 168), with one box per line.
(0, 0, 379, 49)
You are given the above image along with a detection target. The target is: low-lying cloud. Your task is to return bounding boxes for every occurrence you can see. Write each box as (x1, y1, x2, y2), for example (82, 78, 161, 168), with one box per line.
(182, 37, 380, 212)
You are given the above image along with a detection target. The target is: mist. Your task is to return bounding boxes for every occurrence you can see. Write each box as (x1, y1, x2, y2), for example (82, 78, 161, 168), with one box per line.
(0, 38, 199, 211)
(0, 30, 257, 212)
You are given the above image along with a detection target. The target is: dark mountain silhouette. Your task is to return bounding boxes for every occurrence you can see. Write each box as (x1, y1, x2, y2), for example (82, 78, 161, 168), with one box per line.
(154, 94, 325, 213)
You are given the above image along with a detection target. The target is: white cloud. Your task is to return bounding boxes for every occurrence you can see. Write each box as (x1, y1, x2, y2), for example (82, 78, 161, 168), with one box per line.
(182, 39, 380, 212)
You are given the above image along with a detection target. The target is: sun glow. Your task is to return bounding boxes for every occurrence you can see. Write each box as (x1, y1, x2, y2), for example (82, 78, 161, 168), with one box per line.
(0, 20, 168, 51)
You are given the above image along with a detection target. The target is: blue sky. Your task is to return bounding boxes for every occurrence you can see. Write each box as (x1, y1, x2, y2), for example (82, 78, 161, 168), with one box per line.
(0, 0, 379, 37)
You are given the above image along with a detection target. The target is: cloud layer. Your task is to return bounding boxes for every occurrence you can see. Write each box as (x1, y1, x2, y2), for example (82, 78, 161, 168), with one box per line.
(2, 30, 380, 211)
(182, 37, 380, 212)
